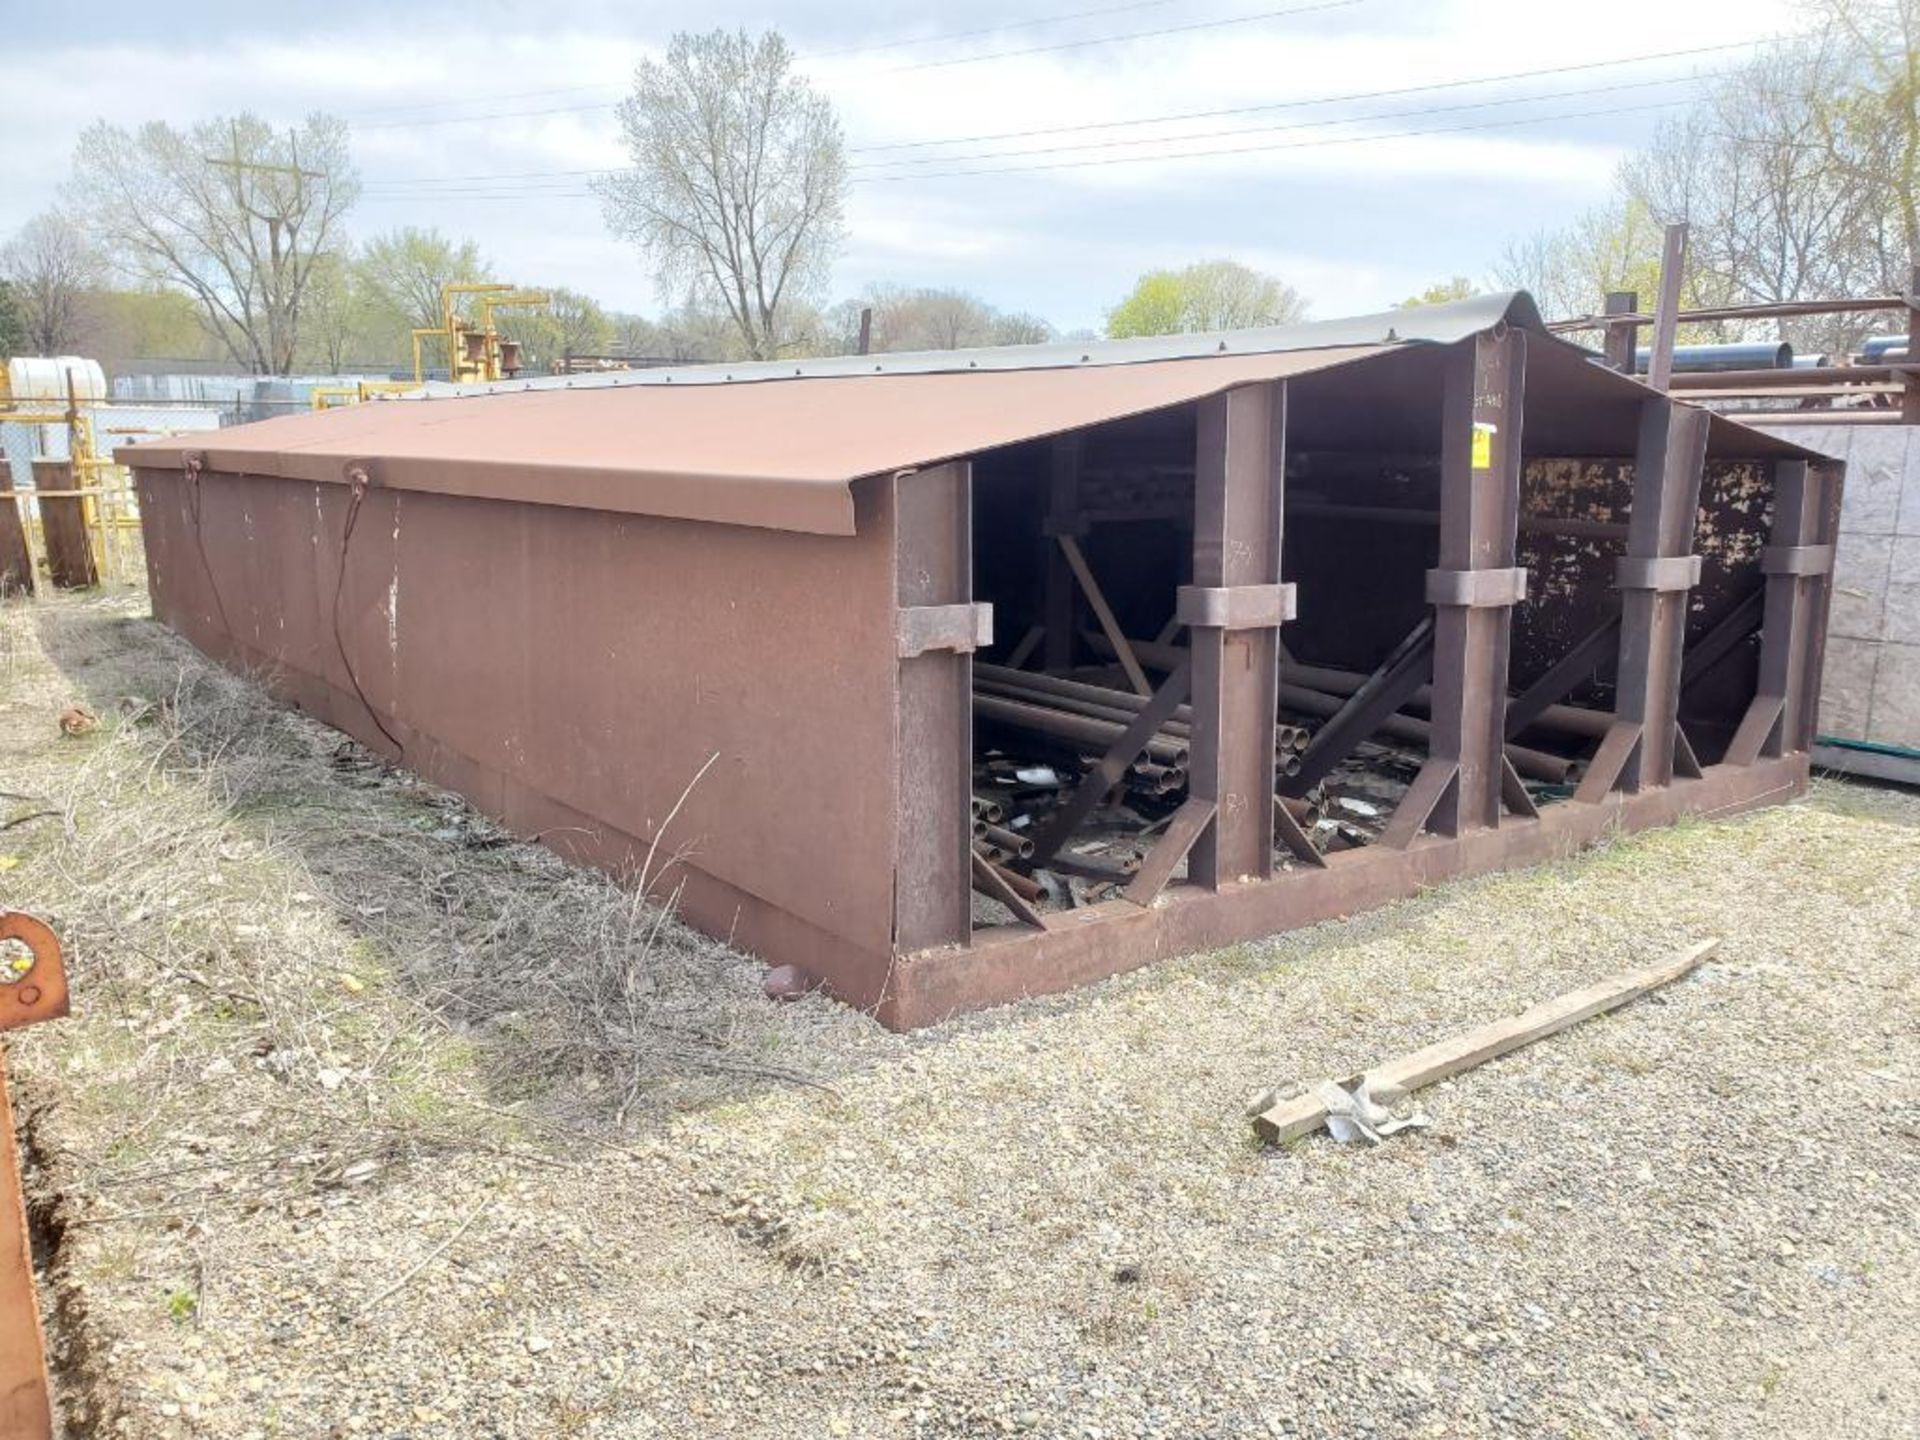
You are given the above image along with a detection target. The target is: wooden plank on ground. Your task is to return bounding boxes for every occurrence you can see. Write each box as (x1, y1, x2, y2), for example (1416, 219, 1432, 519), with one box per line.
(1253, 938, 1720, 1144)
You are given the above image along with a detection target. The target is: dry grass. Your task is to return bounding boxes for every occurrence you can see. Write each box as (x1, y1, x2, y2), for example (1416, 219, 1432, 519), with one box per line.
(1, 593, 864, 1217)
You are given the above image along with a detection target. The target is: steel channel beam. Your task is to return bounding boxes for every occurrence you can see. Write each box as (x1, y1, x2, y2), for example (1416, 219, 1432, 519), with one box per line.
(892, 463, 974, 952)
(1186, 382, 1282, 887)
(1610, 398, 1710, 792)
(1042, 435, 1082, 672)
(1423, 328, 1527, 837)
(1906, 262, 1920, 427)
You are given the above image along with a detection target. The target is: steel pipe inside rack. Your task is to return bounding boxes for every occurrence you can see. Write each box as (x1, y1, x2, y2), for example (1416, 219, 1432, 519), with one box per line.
(972, 692, 1190, 767)
(980, 823, 1036, 860)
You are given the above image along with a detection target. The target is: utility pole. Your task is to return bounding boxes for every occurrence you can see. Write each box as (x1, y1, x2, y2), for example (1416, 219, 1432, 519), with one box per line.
(205, 122, 325, 374)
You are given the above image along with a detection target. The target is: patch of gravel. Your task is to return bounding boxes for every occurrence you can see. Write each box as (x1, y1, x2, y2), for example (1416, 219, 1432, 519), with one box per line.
(3, 592, 1916, 1438)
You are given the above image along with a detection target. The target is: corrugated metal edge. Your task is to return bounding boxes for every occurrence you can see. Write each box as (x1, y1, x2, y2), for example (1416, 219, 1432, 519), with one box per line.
(418, 291, 1548, 399)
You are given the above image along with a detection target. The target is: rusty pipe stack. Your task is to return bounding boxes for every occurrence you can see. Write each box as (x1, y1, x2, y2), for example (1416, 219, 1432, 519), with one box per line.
(974, 663, 1310, 784)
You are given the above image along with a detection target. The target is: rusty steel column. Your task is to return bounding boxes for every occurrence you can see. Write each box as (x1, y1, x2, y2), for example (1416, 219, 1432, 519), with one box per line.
(0, 461, 34, 598)
(1601, 290, 1640, 374)
(1, 911, 70, 1440)
(1406, 329, 1528, 840)
(1903, 262, 1919, 427)
(892, 463, 988, 953)
(1727, 459, 1840, 764)
(1184, 382, 1288, 886)
(29, 460, 96, 591)
(1041, 434, 1082, 672)
(1601, 399, 1710, 794)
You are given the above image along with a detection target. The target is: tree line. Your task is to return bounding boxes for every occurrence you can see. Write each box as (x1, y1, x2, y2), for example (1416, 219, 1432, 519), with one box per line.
(4, 0, 1912, 375)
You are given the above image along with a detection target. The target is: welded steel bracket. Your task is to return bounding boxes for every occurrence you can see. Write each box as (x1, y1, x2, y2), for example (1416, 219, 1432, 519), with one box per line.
(896, 602, 993, 659)
(1175, 583, 1297, 630)
(1, 911, 68, 1440)
(1424, 566, 1528, 608)
(1616, 554, 1702, 592)
(1760, 544, 1833, 577)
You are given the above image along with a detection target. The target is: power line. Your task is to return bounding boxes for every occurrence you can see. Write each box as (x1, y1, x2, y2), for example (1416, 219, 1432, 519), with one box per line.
(351, 0, 1366, 129)
(359, 71, 1708, 193)
(881, 0, 1362, 74)
(805, 0, 1189, 60)
(858, 96, 1694, 183)
(362, 37, 1756, 190)
(849, 37, 1763, 152)
(353, 95, 1693, 200)
(846, 72, 1712, 171)
(343, 0, 1198, 118)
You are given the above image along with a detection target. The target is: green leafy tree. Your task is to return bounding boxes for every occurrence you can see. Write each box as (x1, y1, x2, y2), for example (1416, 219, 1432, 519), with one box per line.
(0, 279, 24, 357)
(1397, 277, 1479, 308)
(1106, 260, 1307, 338)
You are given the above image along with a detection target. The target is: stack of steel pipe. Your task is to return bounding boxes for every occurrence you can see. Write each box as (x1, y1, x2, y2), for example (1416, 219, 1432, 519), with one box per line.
(1075, 637, 1578, 786)
(974, 663, 1310, 788)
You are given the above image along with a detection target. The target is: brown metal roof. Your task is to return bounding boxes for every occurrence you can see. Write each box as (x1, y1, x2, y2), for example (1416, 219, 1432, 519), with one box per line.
(118, 291, 1822, 536)
(118, 344, 1388, 535)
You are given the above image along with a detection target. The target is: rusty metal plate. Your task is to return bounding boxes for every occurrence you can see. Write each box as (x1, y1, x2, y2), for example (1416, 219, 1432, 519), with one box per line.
(0, 914, 67, 1034)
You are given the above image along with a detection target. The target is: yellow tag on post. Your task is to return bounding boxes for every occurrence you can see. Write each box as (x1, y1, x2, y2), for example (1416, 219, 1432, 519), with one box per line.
(1471, 422, 1497, 470)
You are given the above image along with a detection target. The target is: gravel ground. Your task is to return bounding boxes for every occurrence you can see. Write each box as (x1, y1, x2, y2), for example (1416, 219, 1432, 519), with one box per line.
(2, 591, 1916, 1439)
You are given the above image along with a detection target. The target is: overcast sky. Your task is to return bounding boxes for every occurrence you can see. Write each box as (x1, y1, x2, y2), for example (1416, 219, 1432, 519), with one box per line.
(4, 0, 1804, 333)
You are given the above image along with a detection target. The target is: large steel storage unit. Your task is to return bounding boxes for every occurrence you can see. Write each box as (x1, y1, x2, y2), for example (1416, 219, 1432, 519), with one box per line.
(124, 296, 1837, 1028)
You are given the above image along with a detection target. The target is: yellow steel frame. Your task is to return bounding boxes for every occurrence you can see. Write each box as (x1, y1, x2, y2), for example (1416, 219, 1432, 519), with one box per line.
(411, 282, 548, 385)
(0, 377, 145, 586)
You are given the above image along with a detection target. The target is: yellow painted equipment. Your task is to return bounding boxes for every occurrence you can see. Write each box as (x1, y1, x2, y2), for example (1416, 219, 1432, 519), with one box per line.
(0, 358, 144, 589)
(412, 282, 549, 385)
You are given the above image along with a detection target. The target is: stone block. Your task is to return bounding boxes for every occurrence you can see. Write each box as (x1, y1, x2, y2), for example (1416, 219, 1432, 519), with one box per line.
(1830, 532, 1891, 640)
(1817, 634, 1877, 740)
(1868, 642, 1920, 747)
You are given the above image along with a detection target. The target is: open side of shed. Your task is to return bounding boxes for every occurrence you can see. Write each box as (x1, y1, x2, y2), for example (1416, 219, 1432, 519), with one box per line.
(122, 295, 1837, 1028)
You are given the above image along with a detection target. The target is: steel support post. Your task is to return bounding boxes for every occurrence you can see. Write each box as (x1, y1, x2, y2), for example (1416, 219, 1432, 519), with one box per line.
(1185, 382, 1286, 887)
(893, 463, 982, 952)
(1727, 460, 1839, 764)
(1402, 329, 1527, 841)
(1903, 262, 1919, 427)
(1601, 290, 1639, 374)
(1587, 399, 1710, 797)
(1042, 434, 1082, 672)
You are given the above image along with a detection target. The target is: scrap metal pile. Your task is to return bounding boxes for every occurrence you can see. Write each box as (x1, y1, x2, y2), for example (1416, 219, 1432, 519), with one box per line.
(968, 646, 1600, 919)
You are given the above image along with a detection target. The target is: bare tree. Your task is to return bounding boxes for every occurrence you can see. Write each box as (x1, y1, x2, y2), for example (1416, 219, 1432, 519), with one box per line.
(70, 112, 358, 374)
(596, 30, 846, 361)
(991, 311, 1056, 346)
(1810, 0, 1919, 281)
(0, 212, 101, 354)
(1625, 44, 1877, 324)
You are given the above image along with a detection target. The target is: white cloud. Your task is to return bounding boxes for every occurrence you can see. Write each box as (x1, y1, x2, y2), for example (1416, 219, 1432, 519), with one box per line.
(2, 0, 1804, 334)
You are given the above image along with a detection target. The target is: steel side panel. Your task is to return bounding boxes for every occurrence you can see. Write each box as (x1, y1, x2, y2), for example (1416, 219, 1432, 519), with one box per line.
(137, 467, 899, 959)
